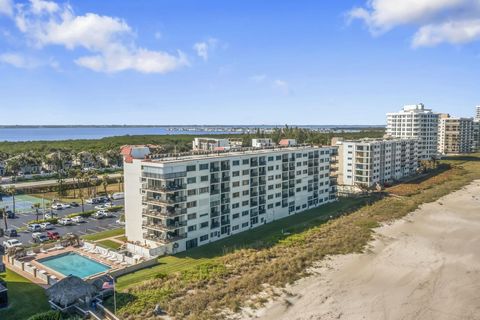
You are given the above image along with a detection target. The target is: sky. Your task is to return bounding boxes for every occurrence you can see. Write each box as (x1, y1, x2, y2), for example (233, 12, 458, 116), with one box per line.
(0, 0, 479, 125)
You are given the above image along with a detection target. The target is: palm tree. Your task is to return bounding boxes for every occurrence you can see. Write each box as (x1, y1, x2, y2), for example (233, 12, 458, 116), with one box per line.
(0, 208, 7, 231)
(6, 186, 16, 216)
(101, 174, 110, 197)
(0, 185, 4, 201)
(33, 203, 41, 222)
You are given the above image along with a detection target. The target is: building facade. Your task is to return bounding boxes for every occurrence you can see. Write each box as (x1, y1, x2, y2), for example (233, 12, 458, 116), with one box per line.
(252, 138, 274, 148)
(438, 115, 474, 155)
(192, 138, 230, 151)
(333, 138, 419, 192)
(386, 104, 439, 160)
(476, 106, 480, 121)
(123, 145, 337, 256)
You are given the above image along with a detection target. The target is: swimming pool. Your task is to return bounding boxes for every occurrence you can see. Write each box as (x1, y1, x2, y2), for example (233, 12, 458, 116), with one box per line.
(38, 252, 111, 278)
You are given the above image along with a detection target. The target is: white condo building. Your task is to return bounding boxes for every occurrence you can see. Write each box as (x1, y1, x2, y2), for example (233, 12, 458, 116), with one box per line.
(438, 115, 475, 155)
(476, 106, 480, 121)
(192, 138, 230, 151)
(333, 137, 419, 192)
(122, 144, 337, 256)
(386, 104, 439, 160)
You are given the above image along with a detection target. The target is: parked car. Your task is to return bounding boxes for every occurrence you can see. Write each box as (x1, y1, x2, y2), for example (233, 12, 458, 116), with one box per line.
(94, 205, 107, 210)
(103, 211, 114, 218)
(47, 231, 60, 240)
(58, 218, 73, 226)
(44, 213, 55, 219)
(40, 222, 53, 230)
(51, 203, 63, 210)
(32, 232, 49, 243)
(70, 202, 79, 207)
(111, 192, 124, 200)
(28, 224, 42, 232)
(71, 216, 85, 223)
(6, 210, 15, 219)
(3, 239, 23, 248)
(4, 229, 18, 237)
(86, 198, 98, 205)
(92, 212, 105, 219)
(97, 196, 109, 203)
(61, 203, 71, 209)
(104, 202, 113, 208)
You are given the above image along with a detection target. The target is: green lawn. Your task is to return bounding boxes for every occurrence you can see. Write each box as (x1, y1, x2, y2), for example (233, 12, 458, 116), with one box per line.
(116, 197, 365, 290)
(0, 269, 50, 320)
(97, 239, 123, 250)
(82, 228, 125, 241)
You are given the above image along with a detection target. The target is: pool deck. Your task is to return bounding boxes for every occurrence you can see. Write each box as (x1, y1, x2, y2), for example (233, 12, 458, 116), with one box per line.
(4, 246, 122, 287)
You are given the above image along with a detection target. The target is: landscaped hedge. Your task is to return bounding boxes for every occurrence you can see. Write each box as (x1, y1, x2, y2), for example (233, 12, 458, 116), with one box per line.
(27, 217, 58, 225)
(67, 210, 95, 218)
(27, 310, 62, 320)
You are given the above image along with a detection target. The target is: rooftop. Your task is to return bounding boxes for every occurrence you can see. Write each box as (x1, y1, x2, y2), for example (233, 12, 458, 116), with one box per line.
(142, 144, 332, 164)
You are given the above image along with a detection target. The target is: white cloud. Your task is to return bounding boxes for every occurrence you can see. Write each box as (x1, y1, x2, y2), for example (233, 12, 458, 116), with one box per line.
(413, 19, 480, 47)
(0, 52, 38, 68)
(193, 37, 218, 61)
(348, 0, 480, 47)
(0, 0, 13, 16)
(272, 79, 290, 95)
(4, 0, 189, 73)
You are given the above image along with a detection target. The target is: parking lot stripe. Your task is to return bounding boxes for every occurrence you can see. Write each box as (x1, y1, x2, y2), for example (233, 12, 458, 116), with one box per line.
(97, 226, 108, 231)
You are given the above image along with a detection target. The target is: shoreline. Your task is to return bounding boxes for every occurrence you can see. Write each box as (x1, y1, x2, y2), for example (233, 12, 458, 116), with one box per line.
(239, 180, 480, 320)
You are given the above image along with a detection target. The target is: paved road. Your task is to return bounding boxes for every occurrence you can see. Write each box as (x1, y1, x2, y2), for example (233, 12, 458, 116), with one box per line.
(0, 199, 125, 246)
(1, 173, 123, 189)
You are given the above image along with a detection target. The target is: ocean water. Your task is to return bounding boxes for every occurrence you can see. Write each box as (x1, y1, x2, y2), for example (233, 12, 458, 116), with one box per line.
(0, 127, 238, 142)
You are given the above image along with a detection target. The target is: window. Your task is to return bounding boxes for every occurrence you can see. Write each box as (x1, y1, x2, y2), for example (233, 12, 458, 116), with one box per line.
(232, 192, 240, 198)
(242, 210, 249, 216)
(199, 187, 209, 194)
(187, 177, 196, 184)
(242, 180, 249, 186)
(188, 225, 196, 232)
(200, 234, 208, 241)
(187, 213, 197, 220)
(242, 200, 249, 206)
(187, 201, 197, 208)
(199, 163, 209, 170)
(242, 169, 249, 175)
(276, 155, 281, 160)
(199, 212, 208, 218)
(268, 203, 274, 209)
(233, 213, 240, 219)
(242, 159, 249, 165)
(200, 175, 209, 182)
(268, 156, 274, 161)
(232, 225, 240, 231)
(186, 165, 196, 172)
(232, 160, 240, 166)
(242, 190, 249, 196)
(200, 221, 209, 228)
(232, 181, 240, 187)
(242, 222, 249, 228)
(232, 171, 240, 177)
(232, 203, 240, 209)
(187, 189, 197, 196)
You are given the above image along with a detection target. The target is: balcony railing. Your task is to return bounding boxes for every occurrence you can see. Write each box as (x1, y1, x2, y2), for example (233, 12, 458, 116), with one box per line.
(144, 184, 186, 193)
(143, 208, 187, 218)
(143, 233, 187, 244)
(144, 196, 187, 205)
(142, 220, 187, 231)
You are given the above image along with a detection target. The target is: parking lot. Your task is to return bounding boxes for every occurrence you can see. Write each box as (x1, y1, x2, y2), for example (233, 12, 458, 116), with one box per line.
(0, 199, 125, 246)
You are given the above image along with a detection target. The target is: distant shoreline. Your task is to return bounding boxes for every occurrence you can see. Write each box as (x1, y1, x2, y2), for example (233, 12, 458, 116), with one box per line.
(0, 124, 385, 129)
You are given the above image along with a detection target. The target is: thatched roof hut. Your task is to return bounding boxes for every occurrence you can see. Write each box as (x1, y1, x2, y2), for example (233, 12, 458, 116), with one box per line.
(46, 275, 98, 308)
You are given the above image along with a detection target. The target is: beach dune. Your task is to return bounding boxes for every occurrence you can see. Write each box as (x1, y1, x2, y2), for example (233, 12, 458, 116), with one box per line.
(243, 180, 480, 320)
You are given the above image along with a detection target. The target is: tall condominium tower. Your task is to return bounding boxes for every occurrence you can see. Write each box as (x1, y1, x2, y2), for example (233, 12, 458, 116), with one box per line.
(122, 143, 337, 256)
(438, 114, 474, 155)
(386, 104, 439, 160)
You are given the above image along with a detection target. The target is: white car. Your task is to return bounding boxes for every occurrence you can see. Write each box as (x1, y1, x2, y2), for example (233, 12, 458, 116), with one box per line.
(61, 203, 71, 209)
(58, 218, 73, 226)
(44, 213, 54, 219)
(71, 216, 85, 223)
(92, 212, 105, 219)
(94, 205, 106, 210)
(3, 239, 23, 248)
(40, 222, 53, 230)
(51, 203, 63, 210)
(104, 202, 113, 208)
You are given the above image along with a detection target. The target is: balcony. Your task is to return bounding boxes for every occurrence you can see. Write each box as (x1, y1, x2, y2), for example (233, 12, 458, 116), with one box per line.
(143, 233, 187, 244)
(143, 208, 187, 218)
(142, 220, 187, 231)
(144, 184, 186, 193)
(144, 196, 187, 206)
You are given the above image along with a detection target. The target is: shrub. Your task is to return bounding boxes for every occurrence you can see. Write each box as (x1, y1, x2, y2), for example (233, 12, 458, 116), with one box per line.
(27, 218, 58, 225)
(27, 310, 62, 320)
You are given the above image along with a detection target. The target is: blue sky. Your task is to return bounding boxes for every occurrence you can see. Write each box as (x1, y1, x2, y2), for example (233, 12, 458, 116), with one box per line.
(0, 0, 479, 125)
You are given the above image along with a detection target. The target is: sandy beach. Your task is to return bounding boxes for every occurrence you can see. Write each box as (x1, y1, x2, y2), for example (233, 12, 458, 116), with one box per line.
(241, 180, 480, 320)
